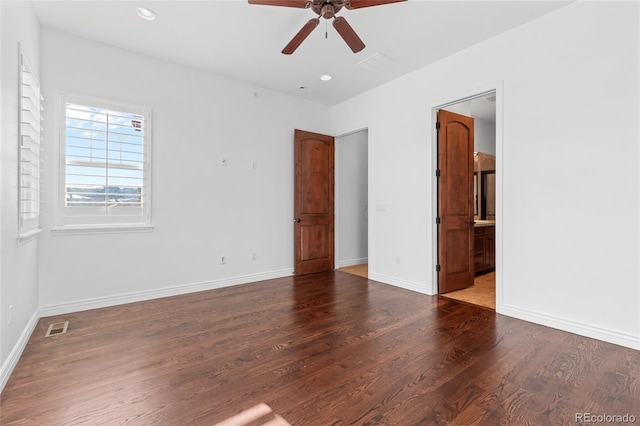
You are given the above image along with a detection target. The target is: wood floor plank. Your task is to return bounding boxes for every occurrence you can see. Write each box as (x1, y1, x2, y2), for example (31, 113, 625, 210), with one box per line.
(1, 271, 638, 425)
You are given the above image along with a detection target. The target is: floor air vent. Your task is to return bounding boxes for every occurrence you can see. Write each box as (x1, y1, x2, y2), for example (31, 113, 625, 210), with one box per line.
(45, 321, 69, 337)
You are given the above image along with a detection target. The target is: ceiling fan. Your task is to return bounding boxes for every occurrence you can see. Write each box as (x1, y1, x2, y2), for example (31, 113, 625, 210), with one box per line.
(248, 0, 407, 54)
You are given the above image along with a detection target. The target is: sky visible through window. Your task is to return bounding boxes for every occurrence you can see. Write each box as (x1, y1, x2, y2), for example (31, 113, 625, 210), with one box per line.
(65, 103, 145, 209)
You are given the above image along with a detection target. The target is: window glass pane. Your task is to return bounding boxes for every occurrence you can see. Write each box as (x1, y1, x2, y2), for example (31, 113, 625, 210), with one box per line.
(67, 146, 108, 163)
(64, 101, 146, 212)
(66, 184, 107, 207)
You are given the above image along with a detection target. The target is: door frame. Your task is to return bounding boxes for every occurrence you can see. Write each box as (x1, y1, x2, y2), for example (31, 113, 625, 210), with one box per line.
(334, 126, 372, 275)
(430, 82, 503, 311)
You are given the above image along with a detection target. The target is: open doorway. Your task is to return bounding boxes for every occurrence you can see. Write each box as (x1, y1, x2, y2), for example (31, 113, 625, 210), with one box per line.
(335, 129, 369, 279)
(436, 92, 497, 310)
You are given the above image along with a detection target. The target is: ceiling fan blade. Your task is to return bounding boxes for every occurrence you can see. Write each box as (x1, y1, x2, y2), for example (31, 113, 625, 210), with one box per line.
(248, 0, 309, 8)
(345, 0, 406, 9)
(282, 18, 320, 54)
(332, 16, 365, 53)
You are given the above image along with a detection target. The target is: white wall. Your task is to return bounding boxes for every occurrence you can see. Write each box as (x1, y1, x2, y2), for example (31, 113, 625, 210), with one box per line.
(0, 1, 41, 384)
(474, 118, 496, 155)
(442, 104, 496, 154)
(2, 2, 637, 385)
(337, 130, 368, 267)
(442, 102, 471, 117)
(38, 28, 331, 314)
(332, 1, 639, 349)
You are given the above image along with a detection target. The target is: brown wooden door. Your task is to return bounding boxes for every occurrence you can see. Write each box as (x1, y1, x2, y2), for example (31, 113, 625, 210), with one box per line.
(294, 129, 335, 275)
(437, 110, 475, 293)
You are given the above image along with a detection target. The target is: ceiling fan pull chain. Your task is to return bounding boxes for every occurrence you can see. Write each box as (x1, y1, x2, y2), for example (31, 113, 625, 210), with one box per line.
(325, 19, 328, 39)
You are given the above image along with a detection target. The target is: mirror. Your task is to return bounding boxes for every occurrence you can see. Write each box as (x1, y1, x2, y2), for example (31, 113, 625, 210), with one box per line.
(481, 170, 495, 220)
(474, 172, 478, 216)
(474, 152, 496, 221)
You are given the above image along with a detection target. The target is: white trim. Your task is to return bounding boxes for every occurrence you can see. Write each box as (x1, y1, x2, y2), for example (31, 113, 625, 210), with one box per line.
(51, 224, 154, 236)
(333, 124, 372, 277)
(0, 309, 39, 392)
(17, 227, 43, 245)
(40, 268, 294, 317)
(337, 257, 368, 268)
(494, 83, 504, 311)
(334, 126, 370, 273)
(429, 81, 503, 299)
(499, 304, 640, 350)
(368, 272, 433, 296)
(335, 136, 341, 266)
(55, 92, 153, 229)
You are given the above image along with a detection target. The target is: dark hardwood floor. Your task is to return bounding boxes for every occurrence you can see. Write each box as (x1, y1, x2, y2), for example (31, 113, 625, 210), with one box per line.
(1, 271, 638, 425)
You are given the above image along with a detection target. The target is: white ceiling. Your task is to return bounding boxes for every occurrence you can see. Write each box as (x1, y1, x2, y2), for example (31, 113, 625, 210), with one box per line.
(446, 95, 497, 123)
(31, 0, 572, 106)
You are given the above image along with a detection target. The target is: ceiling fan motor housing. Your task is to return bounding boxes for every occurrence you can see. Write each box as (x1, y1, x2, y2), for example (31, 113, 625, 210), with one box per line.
(310, 1, 348, 18)
(318, 3, 340, 19)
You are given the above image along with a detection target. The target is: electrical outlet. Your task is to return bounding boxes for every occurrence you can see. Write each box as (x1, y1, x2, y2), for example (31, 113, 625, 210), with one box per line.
(220, 256, 226, 265)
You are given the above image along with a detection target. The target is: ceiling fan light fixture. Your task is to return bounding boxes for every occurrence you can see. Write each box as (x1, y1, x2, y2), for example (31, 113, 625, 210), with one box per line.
(320, 74, 332, 81)
(137, 7, 157, 21)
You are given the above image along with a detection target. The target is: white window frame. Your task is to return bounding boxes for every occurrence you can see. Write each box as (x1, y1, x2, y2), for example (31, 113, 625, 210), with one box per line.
(54, 93, 153, 234)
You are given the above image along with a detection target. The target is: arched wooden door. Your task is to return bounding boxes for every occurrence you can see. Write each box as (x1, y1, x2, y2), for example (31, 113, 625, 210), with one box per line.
(437, 110, 475, 293)
(294, 129, 335, 275)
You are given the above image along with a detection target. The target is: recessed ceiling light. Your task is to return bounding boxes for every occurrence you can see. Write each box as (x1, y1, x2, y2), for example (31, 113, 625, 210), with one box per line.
(320, 75, 332, 82)
(137, 7, 157, 21)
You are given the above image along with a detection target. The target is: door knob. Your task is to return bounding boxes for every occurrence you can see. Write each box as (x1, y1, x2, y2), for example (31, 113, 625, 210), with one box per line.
(294, 218, 302, 223)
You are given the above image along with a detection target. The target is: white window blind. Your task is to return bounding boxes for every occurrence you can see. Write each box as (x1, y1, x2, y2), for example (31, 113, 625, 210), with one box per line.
(58, 94, 151, 229)
(19, 49, 43, 239)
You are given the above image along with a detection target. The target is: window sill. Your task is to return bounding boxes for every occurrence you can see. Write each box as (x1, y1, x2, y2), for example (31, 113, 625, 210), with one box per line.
(51, 224, 154, 236)
(18, 228, 43, 245)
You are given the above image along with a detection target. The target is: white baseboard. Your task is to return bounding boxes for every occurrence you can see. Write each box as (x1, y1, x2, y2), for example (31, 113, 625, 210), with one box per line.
(40, 268, 294, 317)
(0, 309, 39, 392)
(23, 270, 640, 397)
(337, 257, 368, 268)
(369, 274, 639, 350)
(499, 304, 640, 350)
(368, 272, 434, 296)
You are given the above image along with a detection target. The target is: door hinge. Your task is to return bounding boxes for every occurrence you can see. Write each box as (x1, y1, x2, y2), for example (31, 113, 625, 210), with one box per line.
(436, 264, 441, 272)
(436, 217, 441, 225)
(435, 169, 441, 177)
(436, 122, 441, 130)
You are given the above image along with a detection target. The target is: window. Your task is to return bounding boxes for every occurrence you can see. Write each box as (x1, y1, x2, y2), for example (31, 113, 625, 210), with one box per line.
(56, 94, 152, 232)
(18, 49, 43, 240)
